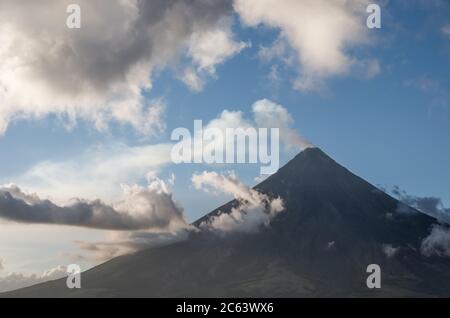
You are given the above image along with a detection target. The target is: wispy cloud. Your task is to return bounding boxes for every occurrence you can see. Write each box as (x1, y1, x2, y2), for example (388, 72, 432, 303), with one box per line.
(9, 142, 173, 202)
(74, 230, 190, 261)
(441, 24, 450, 38)
(382, 244, 400, 258)
(404, 76, 441, 93)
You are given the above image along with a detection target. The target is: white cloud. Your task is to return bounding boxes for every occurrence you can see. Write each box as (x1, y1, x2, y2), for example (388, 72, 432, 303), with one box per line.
(180, 67, 206, 92)
(382, 244, 399, 258)
(421, 224, 450, 257)
(0, 0, 234, 135)
(258, 37, 294, 65)
(187, 18, 249, 74)
(204, 98, 311, 152)
(192, 171, 284, 233)
(234, 0, 373, 91)
(9, 142, 173, 202)
(252, 99, 312, 150)
(170, 99, 309, 174)
(180, 18, 249, 91)
(0, 265, 67, 293)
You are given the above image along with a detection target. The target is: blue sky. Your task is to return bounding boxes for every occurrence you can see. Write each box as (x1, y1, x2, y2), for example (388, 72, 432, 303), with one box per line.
(0, 0, 449, 288)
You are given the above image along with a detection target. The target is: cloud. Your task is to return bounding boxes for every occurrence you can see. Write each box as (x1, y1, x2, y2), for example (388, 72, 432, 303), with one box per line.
(252, 99, 312, 150)
(192, 171, 284, 233)
(204, 98, 311, 152)
(382, 244, 399, 258)
(74, 230, 190, 261)
(0, 258, 3, 271)
(180, 67, 206, 92)
(10, 142, 173, 202)
(421, 224, 450, 257)
(258, 37, 294, 66)
(0, 174, 194, 262)
(180, 17, 249, 91)
(404, 76, 441, 93)
(12, 98, 305, 201)
(391, 186, 450, 223)
(355, 58, 381, 79)
(441, 24, 450, 38)
(188, 18, 249, 74)
(403, 75, 449, 109)
(234, 0, 373, 91)
(72, 171, 284, 261)
(0, 175, 190, 231)
(170, 98, 310, 175)
(0, 265, 67, 293)
(0, 0, 234, 135)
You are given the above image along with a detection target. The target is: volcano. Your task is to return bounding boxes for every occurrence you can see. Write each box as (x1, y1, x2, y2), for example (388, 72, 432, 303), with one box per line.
(3, 147, 450, 297)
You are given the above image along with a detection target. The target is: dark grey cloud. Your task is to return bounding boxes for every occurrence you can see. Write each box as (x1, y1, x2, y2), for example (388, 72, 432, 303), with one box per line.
(0, 183, 189, 231)
(0, 0, 232, 92)
(391, 185, 450, 223)
(0, 0, 234, 134)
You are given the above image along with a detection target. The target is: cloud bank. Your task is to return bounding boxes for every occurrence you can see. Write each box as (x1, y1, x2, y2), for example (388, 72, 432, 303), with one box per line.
(0, 175, 189, 231)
